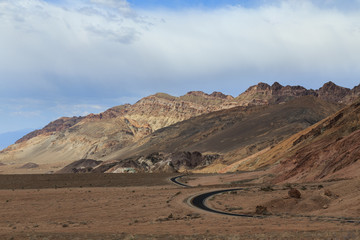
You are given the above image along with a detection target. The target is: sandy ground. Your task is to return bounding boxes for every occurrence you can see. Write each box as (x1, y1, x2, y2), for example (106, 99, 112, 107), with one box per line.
(180, 171, 274, 187)
(208, 182, 360, 219)
(0, 163, 66, 174)
(0, 174, 359, 239)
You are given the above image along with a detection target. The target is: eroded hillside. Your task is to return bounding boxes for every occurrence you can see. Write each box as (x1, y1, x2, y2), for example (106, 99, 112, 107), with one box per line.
(227, 97, 360, 183)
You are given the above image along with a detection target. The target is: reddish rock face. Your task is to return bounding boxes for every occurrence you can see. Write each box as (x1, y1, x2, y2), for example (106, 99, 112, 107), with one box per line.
(273, 97, 360, 183)
(16, 116, 84, 144)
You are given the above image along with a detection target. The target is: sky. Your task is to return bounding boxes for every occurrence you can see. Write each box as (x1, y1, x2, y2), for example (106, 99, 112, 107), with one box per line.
(1, 0, 360, 141)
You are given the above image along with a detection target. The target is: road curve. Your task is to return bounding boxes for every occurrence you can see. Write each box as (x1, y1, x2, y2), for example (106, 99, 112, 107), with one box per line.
(189, 188, 265, 218)
(170, 175, 190, 187)
(189, 189, 360, 223)
(170, 175, 360, 224)
(170, 176, 263, 217)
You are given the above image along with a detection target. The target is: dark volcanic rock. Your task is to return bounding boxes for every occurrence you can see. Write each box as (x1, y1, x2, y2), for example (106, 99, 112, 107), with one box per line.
(75, 151, 220, 173)
(145, 152, 165, 164)
(19, 162, 39, 169)
(288, 188, 301, 199)
(57, 159, 103, 173)
(170, 151, 204, 169)
(256, 205, 269, 215)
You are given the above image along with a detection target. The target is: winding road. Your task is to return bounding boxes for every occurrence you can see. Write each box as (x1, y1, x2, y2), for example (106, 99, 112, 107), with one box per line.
(169, 175, 190, 187)
(170, 175, 360, 223)
(170, 175, 262, 217)
(189, 188, 266, 218)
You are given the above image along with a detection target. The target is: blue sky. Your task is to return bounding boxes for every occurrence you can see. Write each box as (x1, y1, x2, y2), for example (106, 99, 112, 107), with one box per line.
(1, 0, 360, 148)
(127, 0, 258, 9)
(45, 0, 261, 9)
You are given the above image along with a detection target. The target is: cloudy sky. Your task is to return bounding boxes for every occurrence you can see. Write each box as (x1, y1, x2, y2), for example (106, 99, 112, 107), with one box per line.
(1, 0, 360, 142)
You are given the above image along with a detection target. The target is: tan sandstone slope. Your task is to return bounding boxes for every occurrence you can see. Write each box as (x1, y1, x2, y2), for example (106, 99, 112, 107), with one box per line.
(0, 91, 237, 171)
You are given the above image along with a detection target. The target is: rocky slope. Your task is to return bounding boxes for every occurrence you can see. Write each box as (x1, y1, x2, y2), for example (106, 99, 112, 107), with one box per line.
(103, 96, 340, 172)
(273, 97, 360, 183)
(227, 96, 360, 183)
(0, 81, 358, 173)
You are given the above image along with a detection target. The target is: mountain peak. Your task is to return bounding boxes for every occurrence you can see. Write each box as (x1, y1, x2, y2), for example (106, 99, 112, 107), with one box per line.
(255, 82, 271, 90)
(318, 81, 350, 103)
(321, 81, 340, 90)
(183, 91, 233, 100)
(210, 91, 234, 100)
(185, 91, 208, 97)
(152, 92, 176, 101)
(271, 82, 283, 91)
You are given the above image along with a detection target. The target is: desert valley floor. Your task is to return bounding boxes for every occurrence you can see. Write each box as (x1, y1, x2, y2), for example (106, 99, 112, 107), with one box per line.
(0, 173, 359, 239)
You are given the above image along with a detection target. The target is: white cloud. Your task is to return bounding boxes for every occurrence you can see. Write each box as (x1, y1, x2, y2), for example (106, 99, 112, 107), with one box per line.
(1, 0, 360, 132)
(131, 2, 360, 90)
(1, 0, 359, 96)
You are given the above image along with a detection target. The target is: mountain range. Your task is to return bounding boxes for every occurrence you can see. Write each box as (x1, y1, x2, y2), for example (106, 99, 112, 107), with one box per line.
(0, 81, 359, 181)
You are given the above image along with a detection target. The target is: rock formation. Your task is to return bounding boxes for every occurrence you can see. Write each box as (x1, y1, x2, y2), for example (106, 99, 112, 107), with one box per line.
(233, 95, 360, 182)
(288, 188, 301, 199)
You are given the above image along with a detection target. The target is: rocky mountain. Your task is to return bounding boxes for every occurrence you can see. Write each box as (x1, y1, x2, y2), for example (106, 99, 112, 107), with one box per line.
(102, 96, 340, 162)
(0, 91, 239, 172)
(236, 81, 359, 106)
(235, 82, 316, 106)
(273, 97, 360, 183)
(55, 96, 339, 174)
(226, 96, 360, 183)
(16, 91, 236, 145)
(0, 81, 358, 174)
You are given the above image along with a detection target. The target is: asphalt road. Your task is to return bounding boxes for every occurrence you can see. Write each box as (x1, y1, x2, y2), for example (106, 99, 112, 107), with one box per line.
(170, 175, 360, 223)
(189, 188, 265, 218)
(170, 175, 263, 217)
(169, 175, 190, 187)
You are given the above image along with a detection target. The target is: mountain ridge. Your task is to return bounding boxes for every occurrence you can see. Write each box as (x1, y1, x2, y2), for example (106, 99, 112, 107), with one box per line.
(0, 81, 359, 174)
(13, 81, 360, 145)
